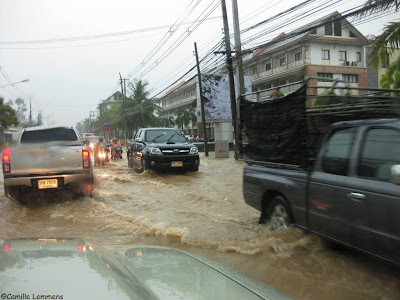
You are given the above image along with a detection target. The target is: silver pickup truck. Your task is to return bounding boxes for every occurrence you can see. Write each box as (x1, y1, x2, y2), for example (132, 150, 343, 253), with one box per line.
(2, 125, 94, 201)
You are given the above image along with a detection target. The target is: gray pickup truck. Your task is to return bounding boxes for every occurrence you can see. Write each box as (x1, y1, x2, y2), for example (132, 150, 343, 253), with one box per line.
(2, 125, 94, 201)
(241, 82, 400, 266)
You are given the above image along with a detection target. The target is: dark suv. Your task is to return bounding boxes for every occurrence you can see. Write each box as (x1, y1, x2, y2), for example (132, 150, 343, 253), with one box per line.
(127, 128, 200, 173)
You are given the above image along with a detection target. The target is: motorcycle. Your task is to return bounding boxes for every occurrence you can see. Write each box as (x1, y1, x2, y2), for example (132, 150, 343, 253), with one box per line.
(95, 146, 108, 166)
(111, 145, 122, 160)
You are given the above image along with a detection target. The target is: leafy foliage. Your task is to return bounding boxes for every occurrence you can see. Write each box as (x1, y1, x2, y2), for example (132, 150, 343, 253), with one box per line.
(0, 97, 18, 128)
(357, 0, 400, 68)
(126, 79, 160, 130)
(380, 55, 400, 89)
(175, 108, 197, 131)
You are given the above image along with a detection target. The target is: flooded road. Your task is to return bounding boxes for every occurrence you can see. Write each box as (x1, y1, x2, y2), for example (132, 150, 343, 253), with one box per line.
(1, 153, 399, 299)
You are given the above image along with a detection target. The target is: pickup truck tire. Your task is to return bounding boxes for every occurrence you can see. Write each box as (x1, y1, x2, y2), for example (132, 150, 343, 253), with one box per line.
(128, 156, 133, 168)
(267, 196, 293, 230)
(139, 158, 147, 173)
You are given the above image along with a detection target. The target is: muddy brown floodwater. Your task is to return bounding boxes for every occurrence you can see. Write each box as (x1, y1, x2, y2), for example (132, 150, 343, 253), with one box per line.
(0, 152, 399, 299)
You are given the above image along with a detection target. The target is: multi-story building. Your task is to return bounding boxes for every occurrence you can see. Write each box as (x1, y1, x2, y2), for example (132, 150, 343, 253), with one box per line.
(159, 76, 201, 136)
(98, 91, 123, 116)
(243, 11, 370, 98)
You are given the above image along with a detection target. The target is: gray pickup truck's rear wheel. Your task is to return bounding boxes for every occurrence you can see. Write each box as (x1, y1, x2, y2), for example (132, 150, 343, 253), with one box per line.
(267, 196, 292, 230)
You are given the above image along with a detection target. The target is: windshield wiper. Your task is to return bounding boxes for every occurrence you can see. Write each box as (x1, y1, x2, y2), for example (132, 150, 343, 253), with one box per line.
(166, 132, 183, 142)
(151, 133, 165, 142)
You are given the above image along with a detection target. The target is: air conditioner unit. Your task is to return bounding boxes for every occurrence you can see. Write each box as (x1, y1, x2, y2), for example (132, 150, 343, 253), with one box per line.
(345, 61, 350, 66)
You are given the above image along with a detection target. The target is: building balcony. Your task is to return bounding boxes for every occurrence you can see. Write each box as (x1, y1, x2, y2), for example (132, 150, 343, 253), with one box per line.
(252, 59, 311, 84)
(162, 95, 196, 109)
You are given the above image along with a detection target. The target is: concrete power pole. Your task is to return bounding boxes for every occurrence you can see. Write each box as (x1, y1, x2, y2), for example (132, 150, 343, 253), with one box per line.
(232, 0, 245, 158)
(221, 0, 238, 160)
(194, 42, 209, 157)
(119, 73, 128, 139)
(29, 98, 32, 126)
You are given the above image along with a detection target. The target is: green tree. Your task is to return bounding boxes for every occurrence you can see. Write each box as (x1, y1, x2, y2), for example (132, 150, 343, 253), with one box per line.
(15, 98, 27, 115)
(380, 55, 400, 88)
(175, 108, 197, 132)
(0, 97, 18, 128)
(359, 0, 400, 67)
(126, 80, 159, 130)
(158, 115, 175, 127)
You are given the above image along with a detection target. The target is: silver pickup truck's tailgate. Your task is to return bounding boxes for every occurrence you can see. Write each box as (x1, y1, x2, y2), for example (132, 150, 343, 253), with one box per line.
(10, 143, 85, 176)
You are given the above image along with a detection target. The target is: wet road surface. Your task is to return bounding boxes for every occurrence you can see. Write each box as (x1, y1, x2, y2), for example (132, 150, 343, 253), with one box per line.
(0, 153, 399, 299)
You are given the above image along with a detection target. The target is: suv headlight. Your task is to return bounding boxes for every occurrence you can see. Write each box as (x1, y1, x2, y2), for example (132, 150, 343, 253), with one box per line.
(148, 147, 162, 155)
(190, 147, 199, 154)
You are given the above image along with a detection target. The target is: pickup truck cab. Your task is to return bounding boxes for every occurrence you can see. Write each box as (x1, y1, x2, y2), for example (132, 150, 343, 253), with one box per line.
(127, 128, 200, 173)
(2, 125, 94, 201)
(244, 119, 400, 265)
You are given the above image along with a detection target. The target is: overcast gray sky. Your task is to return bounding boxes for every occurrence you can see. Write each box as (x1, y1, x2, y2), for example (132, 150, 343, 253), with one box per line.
(0, 0, 398, 126)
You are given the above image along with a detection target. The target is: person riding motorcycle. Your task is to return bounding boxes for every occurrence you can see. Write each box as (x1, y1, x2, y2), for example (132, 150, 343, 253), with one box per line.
(111, 138, 123, 159)
(94, 137, 109, 164)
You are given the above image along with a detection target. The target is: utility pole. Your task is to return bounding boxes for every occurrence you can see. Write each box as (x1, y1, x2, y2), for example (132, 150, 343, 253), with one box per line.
(119, 73, 128, 139)
(194, 42, 209, 157)
(29, 98, 32, 126)
(221, 0, 238, 160)
(232, 0, 245, 158)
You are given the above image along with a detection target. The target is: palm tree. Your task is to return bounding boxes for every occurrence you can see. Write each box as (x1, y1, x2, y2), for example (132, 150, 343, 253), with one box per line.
(380, 55, 400, 88)
(187, 108, 197, 135)
(126, 80, 159, 131)
(175, 110, 185, 131)
(358, 0, 400, 67)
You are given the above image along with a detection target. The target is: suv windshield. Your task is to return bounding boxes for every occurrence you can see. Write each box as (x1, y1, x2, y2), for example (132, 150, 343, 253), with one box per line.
(20, 128, 78, 143)
(145, 130, 186, 143)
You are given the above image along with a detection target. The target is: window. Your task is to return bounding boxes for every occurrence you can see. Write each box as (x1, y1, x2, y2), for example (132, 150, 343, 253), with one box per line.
(325, 23, 333, 35)
(343, 74, 358, 83)
(305, 49, 310, 59)
(356, 52, 361, 62)
(321, 49, 330, 60)
(339, 51, 347, 61)
(358, 128, 400, 181)
(253, 67, 258, 75)
(295, 52, 302, 61)
(279, 57, 286, 66)
(321, 128, 355, 175)
(334, 21, 342, 36)
(317, 73, 333, 82)
(310, 28, 317, 34)
(265, 63, 271, 71)
(21, 128, 78, 143)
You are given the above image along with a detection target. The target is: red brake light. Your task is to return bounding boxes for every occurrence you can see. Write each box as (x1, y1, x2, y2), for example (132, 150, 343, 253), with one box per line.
(82, 150, 91, 169)
(3, 244, 10, 252)
(2, 147, 11, 174)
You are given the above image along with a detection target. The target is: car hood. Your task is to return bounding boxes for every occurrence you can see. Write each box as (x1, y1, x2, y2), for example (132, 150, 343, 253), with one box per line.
(145, 142, 196, 149)
(0, 238, 291, 300)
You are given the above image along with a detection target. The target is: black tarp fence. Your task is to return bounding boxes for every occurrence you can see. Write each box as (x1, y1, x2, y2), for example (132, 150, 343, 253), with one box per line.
(240, 80, 400, 168)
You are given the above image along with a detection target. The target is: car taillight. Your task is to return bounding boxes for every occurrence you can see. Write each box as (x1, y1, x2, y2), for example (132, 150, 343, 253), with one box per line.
(3, 244, 10, 252)
(82, 150, 91, 169)
(2, 147, 11, 174)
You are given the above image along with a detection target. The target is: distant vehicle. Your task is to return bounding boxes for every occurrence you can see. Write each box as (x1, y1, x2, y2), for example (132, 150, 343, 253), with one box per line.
(241, 81, 400, 266)
(2, 125, 94, 201)
(88, 136, 101, 152)
(127, 128, 199, 173)
(82, 132, 94, 140)
(0, 238, 291, 300)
